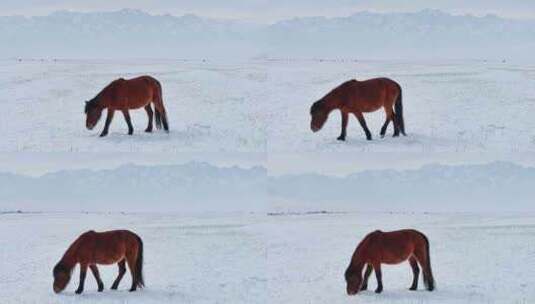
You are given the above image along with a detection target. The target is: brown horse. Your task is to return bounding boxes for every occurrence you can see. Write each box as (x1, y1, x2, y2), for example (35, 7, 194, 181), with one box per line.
(310, 78, 405, 141)
(85, 75, 169, 137)
(53, 230, 144, 294)
(344, 229, 434, 295)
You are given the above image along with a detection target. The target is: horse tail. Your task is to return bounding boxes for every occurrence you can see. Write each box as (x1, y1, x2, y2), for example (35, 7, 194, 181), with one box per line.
(155, 110, 162, 130)
(419, 232, 435, 291)
(134, 234, 145, 288)
(153, 79, 169, 132)
(394, 83, 406, 136)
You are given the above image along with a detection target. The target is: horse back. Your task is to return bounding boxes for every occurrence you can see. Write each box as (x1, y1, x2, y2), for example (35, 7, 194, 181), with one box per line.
(102, 76, 160, 109)
(357, 77, 400, 97)
(335, 78, 399, 112)
(358, 229, 427, 264)
(75, 230, 140, 264)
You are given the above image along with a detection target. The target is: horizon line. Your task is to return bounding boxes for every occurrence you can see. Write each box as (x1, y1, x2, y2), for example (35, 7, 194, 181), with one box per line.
(1, 8, 533, 24)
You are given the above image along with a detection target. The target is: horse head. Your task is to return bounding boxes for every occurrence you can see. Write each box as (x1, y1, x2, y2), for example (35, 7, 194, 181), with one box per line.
(344, 265, 363, 295)
(310, 100, 329, 132)
(52, 262, 72, 293)
(84, 99, 103, 130)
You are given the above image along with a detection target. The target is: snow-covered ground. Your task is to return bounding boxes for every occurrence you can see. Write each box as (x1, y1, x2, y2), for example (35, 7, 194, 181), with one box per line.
(0, 59, 267, 152)
(266, 59, 535, 152)
(0, 212, 268, 304)
(266, 211, 535, 304)
(1, 211, 534, 303)
(2, 59, 535, 152)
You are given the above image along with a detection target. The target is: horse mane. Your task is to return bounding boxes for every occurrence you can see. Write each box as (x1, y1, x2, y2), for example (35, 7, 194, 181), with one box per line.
(324, 79, 357, 99)
(85, 79, 123, 113)
(345, 230, 379, 279)
(56, 233, 86, 271)
(53, 261, 72, 276)
(314, 79, 357, 112)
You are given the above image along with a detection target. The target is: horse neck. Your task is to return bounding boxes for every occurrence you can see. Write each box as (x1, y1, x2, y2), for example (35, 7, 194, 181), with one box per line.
(321, 91, 343, 112)
(91, 93, 105, 108)
(348, 256, 365, 277)
(60, 238, 81, 268)
(93, 81, 116, 106)
(349, 241, 369, 272)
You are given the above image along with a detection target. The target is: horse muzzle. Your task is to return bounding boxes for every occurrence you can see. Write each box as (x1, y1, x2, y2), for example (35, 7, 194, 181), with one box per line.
(346, 288, 358, 296)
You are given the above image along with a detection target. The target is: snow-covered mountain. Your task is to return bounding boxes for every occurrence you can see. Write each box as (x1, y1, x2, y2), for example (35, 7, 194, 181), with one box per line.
(0, 9, 261, 59)
(1, 9, 534, 59)
(262, 9, 535, 59)
(0, 162, 268, 212)
(269, 161, 535, 212)
(1, 161, 534, 213)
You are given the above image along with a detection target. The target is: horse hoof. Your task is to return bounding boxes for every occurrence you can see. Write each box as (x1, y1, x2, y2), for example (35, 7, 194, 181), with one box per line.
(337, 136, 346, 141)
(409, 287, 417, 291)
(145, 129, 152, 133)
(75, 289, 83, 295)
(99, 133, 108, 137)
(129, 288, 136, 292)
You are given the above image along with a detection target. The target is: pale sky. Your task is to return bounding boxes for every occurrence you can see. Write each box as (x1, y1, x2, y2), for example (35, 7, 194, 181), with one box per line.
(1, 0, 534, 22)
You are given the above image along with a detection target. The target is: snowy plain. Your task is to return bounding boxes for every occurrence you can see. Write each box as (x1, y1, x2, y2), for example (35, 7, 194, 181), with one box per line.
(0, 59, 267, 152)
(0, 212, 268, 304)
(1, 211, 534, 304)
(266, 211, 535, 304)
(266, 59, 535, 152)
(2, 58, 535, 152)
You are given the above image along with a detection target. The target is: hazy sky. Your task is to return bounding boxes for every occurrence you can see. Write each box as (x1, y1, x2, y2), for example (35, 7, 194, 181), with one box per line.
(1, 0, 534, 22)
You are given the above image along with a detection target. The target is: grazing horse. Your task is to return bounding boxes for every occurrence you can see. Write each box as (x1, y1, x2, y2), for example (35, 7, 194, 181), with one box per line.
(53, 230, 144, 294)
(344, 229, 434, 295)
(85, 75, 169, 137)
(310, 78, 405, 141)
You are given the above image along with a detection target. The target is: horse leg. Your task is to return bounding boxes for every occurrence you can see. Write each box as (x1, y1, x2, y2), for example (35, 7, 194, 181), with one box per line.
(100, 109, 115, 137)
(409, 257, 420, 290)
(144, 105, 154, 133)
(90, 265, 104, 292)
(111, 260, 126, 290)
(361, 264, 373, 291)
(354, 112, 372, 141)
(372, 263, 383, 293)
(380, 107, 393, 138)
(125, 253, 138, 292)
(75, 264, 88, 294)
(337, 111, 348, 141)
(122, 110, 134, 135)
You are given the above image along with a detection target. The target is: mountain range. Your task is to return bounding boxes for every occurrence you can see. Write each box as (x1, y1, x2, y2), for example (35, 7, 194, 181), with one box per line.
(1, 161, 534, 213)
(1, 9, 534, 59)
(0, 162, 268, 212)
